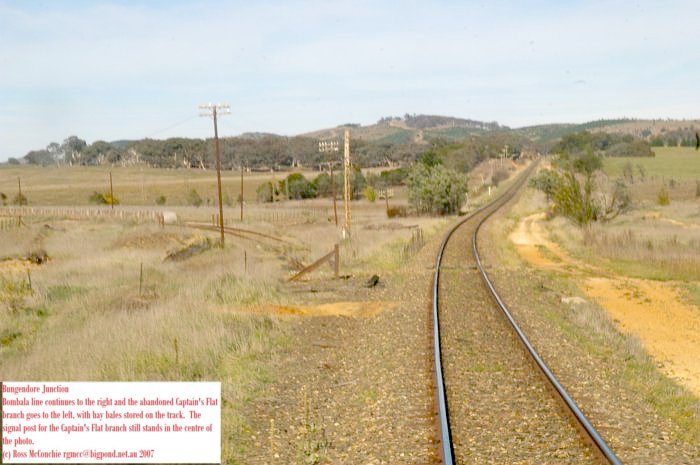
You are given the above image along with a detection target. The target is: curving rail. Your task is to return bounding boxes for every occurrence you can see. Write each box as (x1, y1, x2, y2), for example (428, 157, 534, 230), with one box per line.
(432, 161, 622, 465)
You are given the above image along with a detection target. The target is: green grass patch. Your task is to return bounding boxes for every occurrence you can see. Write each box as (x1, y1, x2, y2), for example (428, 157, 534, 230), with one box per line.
(604, 147, 700, 180)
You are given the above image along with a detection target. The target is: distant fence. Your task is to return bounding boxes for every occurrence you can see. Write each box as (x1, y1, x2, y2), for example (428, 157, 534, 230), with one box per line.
(0, 206, 165, 225)
(0, 217, 20, 231)
(220, 206, 332, 225)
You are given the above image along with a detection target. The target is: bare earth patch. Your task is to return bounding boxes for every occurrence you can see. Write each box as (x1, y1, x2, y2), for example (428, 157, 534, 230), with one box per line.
(235, 301, 397, 318)
(511, 213, 700, 397)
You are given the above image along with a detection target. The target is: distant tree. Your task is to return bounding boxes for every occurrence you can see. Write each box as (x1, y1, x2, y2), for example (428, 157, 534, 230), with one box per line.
(407, 163, 467, 215)
(47, 142, 63, 164)
(61, 136, 87, 164)
(83, 141, 123, 165)
(281, 173, 316, 199)
(419, 150, 442, 167)
(256, 182, 274, 203)
(529, 169, 561, 201)
(6, 158, 20, 165)
(24, 149, 53, 166)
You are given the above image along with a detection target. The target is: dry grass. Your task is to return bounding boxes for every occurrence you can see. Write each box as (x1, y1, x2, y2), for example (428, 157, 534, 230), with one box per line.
(0, 188, 458, 462)
(0, 165, 317, 207)
(548, 206, 700, 282)
(491, 187, 699, 444)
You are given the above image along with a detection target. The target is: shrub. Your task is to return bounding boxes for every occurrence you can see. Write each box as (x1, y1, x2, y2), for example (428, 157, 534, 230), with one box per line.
(407, 163, 467, 215)
(187, 189, 203, 207)
(280, 173, 316, 199)
(491, 168, 509, 187)
(155, 195, 167, 205)
(379, 167, 408, 186)
(386, 206, 408, 218)
(657, 186, 670, 206)
(696, 180, 700, 198)
(363, 186, 376, 202)
(0, 193, 7, 206)
(256, 182, 274, 203)
(223, 192, 233, 207)
(12, 193, 28, 206)
(88, 191, 118, 205)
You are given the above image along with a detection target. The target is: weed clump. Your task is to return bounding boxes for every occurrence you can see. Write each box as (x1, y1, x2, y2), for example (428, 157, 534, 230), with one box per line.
(89, 191, 119, 205)
(657, 186, 670, 206)
(165, 237, 212, 261)
(386, 206, 408, 218)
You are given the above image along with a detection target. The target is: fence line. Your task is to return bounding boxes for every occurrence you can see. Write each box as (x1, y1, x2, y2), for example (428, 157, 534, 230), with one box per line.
(0, 206, 165, 226)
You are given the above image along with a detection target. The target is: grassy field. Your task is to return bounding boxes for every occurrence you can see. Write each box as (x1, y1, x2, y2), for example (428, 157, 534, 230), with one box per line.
(0, 169, 450, 463)
(604, 146, 700, 181)
(0, 165, 320, 207)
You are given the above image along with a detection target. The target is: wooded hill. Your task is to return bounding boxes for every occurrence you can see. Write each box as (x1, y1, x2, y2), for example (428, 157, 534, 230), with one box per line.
(8, 114, 687, 170)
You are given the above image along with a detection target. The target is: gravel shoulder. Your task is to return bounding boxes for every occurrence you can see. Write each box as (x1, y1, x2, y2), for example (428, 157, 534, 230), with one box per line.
(240, 231, 448, 464)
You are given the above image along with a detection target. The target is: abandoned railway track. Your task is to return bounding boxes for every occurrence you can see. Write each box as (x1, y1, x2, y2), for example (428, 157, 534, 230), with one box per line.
(432, 162, 622, 464)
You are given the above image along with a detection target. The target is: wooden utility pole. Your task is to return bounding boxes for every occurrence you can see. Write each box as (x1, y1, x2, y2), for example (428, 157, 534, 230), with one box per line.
(343, 129, 351, 237)
(199, 103, 230, 247)
(318, 138, 339, 226)
(240, 164, 244, 221)
(109, 171, 114, 209)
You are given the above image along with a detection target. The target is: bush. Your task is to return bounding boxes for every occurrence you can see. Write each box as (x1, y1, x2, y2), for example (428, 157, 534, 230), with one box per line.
(363, 186, 376, 202)
(407, 163, 467, 215)
(529, 169, 561, 200)
(280, 173, 316, 199)
(88, 191, 118, 205)
(379, 167, 409, 186)
(696, 180, 700, 198)
(256, 182, 274, 203)
(223, 192, 233, 207)
(0, 193, 7, 206)
(491, 168, 509, 187)
(155, 195, 166, 205)
(187, 189, 203, 207)
(12, 193, 28, 206)
(657, 186, 670, 205)
(386, 206, 408, 218)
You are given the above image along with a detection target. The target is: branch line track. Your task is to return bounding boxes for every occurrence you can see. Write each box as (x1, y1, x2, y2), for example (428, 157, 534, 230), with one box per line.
(432, 161, 622, 464)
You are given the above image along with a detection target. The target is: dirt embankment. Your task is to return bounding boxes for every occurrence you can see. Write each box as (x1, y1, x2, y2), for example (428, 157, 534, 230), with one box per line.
(510, 213, 700, 396)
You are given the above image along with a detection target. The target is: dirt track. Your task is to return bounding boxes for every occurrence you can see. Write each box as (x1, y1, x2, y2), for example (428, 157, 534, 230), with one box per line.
(510, 212, 700, 396)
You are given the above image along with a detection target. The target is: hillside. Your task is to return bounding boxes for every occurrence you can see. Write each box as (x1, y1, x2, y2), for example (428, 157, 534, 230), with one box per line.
(515, 118, 700, 144)
(302, 114, 506, 144)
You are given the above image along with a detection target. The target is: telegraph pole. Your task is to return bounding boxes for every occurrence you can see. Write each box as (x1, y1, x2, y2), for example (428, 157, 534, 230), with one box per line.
(318, 138, 339, 226)
(199, 103, 230, 247)
(240, 164, 244, 221)
(343, 129, 351, 238)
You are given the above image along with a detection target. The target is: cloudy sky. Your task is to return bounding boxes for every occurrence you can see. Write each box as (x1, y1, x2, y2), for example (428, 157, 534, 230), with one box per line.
(1, 0, 699, 160)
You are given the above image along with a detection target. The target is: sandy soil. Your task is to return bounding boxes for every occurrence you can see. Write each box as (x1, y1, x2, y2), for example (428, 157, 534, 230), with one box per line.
(510, 213, 700, 396)
(234, 301, 398, 318)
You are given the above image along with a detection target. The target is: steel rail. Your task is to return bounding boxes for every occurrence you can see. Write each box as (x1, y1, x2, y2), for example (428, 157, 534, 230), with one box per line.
(471, 173, 622, 465)
(432, 160, 622, 465)
(431, 164, 535, 465)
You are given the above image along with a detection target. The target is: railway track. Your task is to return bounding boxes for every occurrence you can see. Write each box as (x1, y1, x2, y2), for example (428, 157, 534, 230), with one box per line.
(432, 162, 622, 464)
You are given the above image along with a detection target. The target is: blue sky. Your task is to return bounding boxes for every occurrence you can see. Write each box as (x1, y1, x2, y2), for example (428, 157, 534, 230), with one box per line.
(1, 0, 699, 160)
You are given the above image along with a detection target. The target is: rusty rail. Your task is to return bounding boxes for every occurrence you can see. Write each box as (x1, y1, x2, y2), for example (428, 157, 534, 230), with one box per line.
(432, 161, 622, 465)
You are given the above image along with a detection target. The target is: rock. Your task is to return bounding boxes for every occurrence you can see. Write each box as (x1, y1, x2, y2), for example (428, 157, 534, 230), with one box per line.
(561, 296, 587, 306)
(365, 275, 380, 288)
